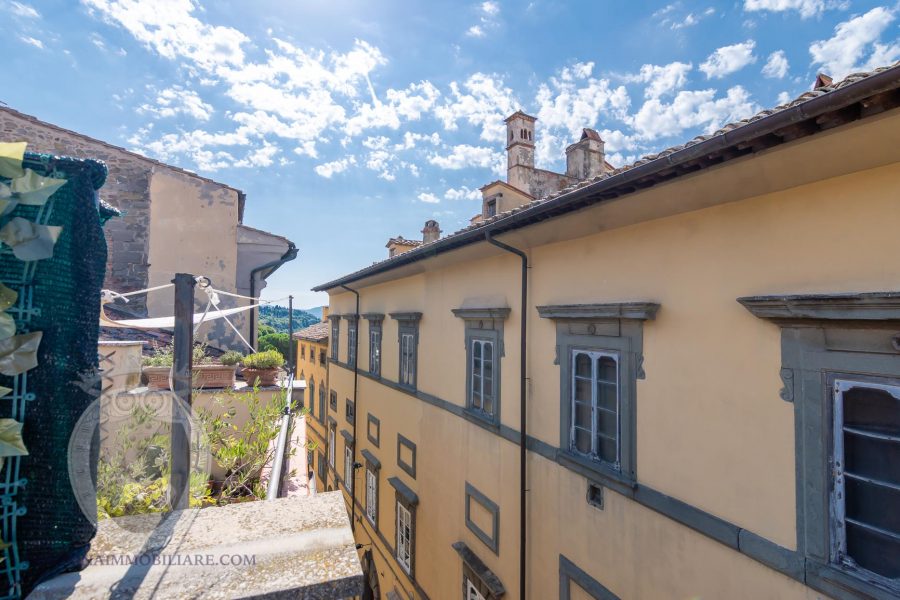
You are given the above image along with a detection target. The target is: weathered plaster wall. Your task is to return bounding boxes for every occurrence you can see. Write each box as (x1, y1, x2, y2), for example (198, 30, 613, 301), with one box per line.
(0, 108, 152, 311)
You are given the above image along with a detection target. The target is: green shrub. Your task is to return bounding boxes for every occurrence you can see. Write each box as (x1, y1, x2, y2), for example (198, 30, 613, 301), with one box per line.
(242, 349, 283, 370)
(258, 332, 291, 358)
(219, 350, 243, 366)
(142, 343, 214, 367)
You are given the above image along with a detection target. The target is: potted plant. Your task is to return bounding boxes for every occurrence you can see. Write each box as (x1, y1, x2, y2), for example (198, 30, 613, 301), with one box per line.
(142, 344, 237, 390)
(240, 349, 284, 387)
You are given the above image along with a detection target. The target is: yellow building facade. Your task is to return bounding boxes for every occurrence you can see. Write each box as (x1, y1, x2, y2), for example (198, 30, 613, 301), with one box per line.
(313, 65, 900, 600)
(293, 314, 331, 492)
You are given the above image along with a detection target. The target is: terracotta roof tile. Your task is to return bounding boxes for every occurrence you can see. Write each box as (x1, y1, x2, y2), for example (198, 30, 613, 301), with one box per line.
(292, 321, 329, 342)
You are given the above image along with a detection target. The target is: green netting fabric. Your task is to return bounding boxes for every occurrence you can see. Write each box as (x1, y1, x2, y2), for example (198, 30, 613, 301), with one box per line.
(0, 151, 115, 598)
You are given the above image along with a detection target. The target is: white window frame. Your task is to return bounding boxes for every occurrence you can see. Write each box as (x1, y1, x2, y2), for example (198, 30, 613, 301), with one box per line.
(469, 338, 494, 416)
(570, 349, 621, 470)
(465, 576, 487, 600)
(366, 467, 377, 524)
(348, 321, 357, 366)
(397, 501, 412, 573)
(831, 378, 900, 577)
(328, 424, 335, 467)
(370, 329, 381, 375)
(400, 332, 415, 386)
(344, 444, 353, 493)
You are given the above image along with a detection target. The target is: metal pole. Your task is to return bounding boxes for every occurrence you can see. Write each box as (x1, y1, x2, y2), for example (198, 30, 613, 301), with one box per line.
(288, 295, 294, 376)
(171, 273, 195, 511)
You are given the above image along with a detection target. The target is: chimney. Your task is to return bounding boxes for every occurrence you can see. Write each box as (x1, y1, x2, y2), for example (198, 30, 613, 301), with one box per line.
(422, 220, 441, 244)
(565, 128, 607, 181)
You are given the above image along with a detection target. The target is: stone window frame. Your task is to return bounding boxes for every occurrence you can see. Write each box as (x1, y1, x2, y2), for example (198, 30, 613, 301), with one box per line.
(364, 313, 384, 378)
(559, 554, 619, 600)
(391, 312, 422, 391)
(397, 434, 417, 479)
(452, 541, 506, 600)
(317, 450, 326, 483)
(346, 315, 359, 368)
(341, 430, 354, 493)
(329, 315, 341, 361)
(307, 379, 314, 414)
(464, 482, 500, 555)
(330, 390, 338, 412)
(300, 344, 306, 360)
(317, 382, 326, 424)
(389, 476, 419, 577)
(362, 449, 381, 527)
(537, 302, 659, 492)
(452, 308, 510, 427)
(367, 413, 381, 448)
(346, 398, 355, 424)
(739, 291, 900, 600)
(327, 417, 337, 468)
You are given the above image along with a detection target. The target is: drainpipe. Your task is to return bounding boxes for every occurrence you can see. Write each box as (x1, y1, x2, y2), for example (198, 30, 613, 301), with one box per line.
(249, 242, 298, 346)
(340, 284, 361, 533)
(485, 231, 528, 600)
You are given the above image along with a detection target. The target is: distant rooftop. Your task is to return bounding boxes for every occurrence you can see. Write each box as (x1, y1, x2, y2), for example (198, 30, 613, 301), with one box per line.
(292, 321, 329, 342)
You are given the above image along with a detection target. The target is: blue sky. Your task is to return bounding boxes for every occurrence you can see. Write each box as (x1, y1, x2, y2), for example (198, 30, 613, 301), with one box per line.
(1, 0, 898, 307)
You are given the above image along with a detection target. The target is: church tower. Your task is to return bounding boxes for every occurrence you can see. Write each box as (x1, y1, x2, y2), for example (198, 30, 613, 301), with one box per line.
(505, 111, 536, 194)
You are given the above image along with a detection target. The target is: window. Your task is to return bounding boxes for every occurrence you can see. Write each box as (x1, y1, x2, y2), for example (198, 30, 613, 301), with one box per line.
(391, 313, 421, 390)
(317, 451, 326, 483)
(454, 308, 508, 426)
(346, 398, 355, 423)
(307, 448, 314, 477)
(330, 318, 340, 361)
(571, 350, 620, 467)
(366, 467, 378, 524)
(397, 501, 412, 573)
(400, 333, 415, 386)
(319, 348, 326, 366)
(308, 379, 315, 414)
(318, 383, 325, 423)
(330, 390, 337, 411)
(466, 578, 486, 600)
(831, 379, 899, 581)
(739, 291, 900, 598)
(368, 317, 383, 377)
(347, 318, 358, 367)
(300, 344, 305, 360)
(328, 421, 336, 467)
(344, 443, 354, 494)
(538, 302, 658, 489)
(485, 199, 496, 218)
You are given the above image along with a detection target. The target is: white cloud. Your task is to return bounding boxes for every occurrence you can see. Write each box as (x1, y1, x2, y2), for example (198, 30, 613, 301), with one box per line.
(8, 2, 39, 18)
(344, 81, 440, 136)
(434, 73, 518, 143)
(776, 91, 792, 104)
(699, 40, 757, 78)
(762, 50, 789, 78)
(233, 142, 279, 168)
(628, 86, 758, 140)
(314, 156, 356, 178)
(140, 86, 214, 120)
(465, 1, 500, 37)
(394, 131, 442, 151)
(809, 7, 899, 80)
(671, 7, 715, 29)
(628, 62, 693, 98)
(428, 144, 501, 170)
(444, 186, 482, 201)
(82, 0, 248, 70)
(18, 35, 43, 49)
(743, 0, 835, 19)
(417, 192, 441, 203)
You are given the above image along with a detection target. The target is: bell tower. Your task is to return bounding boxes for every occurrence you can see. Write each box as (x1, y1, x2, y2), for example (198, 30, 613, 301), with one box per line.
(505, 111, 536, 194)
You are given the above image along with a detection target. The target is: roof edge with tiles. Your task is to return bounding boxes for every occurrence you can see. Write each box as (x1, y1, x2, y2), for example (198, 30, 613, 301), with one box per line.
(313, 63, 900, 293)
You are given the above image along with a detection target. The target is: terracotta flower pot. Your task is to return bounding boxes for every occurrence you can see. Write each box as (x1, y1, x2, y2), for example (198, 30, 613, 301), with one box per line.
(192, 364, 236, 389)
(241, 367, 279, 387)
(142, 365, 237, 390)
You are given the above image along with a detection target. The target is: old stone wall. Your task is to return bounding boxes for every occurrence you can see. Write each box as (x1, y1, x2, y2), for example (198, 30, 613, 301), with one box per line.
(529, 167, 576, 200)
(0, 108, 155, 312)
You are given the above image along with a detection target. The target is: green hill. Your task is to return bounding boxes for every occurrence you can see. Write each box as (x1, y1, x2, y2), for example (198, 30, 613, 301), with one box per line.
(258, 304, 319, 334)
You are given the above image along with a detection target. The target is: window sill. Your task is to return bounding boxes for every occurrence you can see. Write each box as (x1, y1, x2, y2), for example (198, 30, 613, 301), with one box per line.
(806, 559, 900, 600)
(557, 451, 636, 498)
(463, 407, 500, 430)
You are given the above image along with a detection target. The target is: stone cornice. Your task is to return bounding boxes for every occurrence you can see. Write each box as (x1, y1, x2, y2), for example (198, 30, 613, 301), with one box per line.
(536, 302, 660, 321)
(451, 307, 511, 321)
(361, 312, 385, 322)
(388, 476, 419, 506)
(361, 449, 381, 470)
(738, 292, 900, 322)
(389, 311, 423, 322)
